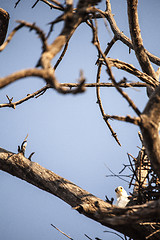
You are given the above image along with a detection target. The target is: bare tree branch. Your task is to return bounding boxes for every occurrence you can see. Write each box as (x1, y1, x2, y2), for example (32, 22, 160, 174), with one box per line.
(127, 0, 158, 96)
(0, 82, 146, 109)
(104, 114, 140, 125)
(0, 147, 160, 239)
(94, 40, 141, 116)
(1, 1, 160, 239)
(94, 0, 160, 67)
(32, 0, 65, 11)
(51, 224, 74, 239)
(0, 21, 47, 52)
(140, 85, 160, 179)
(107, 58, 158, 88)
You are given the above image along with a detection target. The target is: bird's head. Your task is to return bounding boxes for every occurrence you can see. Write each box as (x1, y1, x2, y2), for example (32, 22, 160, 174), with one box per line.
(115, 186, 128, 197)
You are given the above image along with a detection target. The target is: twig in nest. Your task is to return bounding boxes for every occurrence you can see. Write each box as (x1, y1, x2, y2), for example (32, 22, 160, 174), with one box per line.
(104, 163, 131, 184)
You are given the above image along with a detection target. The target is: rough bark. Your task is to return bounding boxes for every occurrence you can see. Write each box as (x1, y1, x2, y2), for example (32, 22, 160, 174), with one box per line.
(0, 8, 9, 46)
(127, 0, 159, 96)
(127, 0, 157, 81)
(1, 1, 160, 239)
(140, 85, 160, 179)
(0, 147, 160, 239)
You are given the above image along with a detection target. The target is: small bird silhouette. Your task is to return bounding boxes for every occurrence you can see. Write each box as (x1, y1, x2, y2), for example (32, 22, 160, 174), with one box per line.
(115, 186, 130, 207)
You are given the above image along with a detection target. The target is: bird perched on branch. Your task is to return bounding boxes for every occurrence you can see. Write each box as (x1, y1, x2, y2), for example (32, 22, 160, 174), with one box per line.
(115, 186, 130, 207)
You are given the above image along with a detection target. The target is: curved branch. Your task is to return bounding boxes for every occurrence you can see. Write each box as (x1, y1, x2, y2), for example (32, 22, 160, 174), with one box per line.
(32, 0, 65, 11)
(94, 1, 160, 66)
(0, 68, 48, 88)
(0, 147, 160, 240)
(96, 63, 121, 146)
(94, 40, 141, 116)
(0, 68, 86, 94)
(0, 21, 47, 52)
(127, 0, 158, 83)
(108, 58, 158, 88)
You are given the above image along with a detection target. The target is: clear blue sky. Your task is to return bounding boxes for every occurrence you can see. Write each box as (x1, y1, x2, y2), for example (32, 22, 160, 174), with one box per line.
(0, 0, 160, 239)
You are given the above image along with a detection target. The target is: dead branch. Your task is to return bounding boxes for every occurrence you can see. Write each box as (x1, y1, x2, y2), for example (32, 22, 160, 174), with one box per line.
(32, 0, 65, 11)
(96, 63, 121, 146)
(0, 147, 160, 240)
(107, 58, 158, 88)
(127, 0, 158, 96)
(104, 114, 140, 125)
(0, 21, 47, 52)
(140, 85, 160, 179)
(94, 39, 141, 116)
(51, 224, 73, 239)
(93, 1, 160, 67)
(0, 82, 146, 109)
(127, 0, 157, 80)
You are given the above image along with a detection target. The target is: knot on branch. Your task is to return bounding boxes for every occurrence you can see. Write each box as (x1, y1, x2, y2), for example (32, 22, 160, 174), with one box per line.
(6, 95, 16, 109)
(73, 204, 84, 213)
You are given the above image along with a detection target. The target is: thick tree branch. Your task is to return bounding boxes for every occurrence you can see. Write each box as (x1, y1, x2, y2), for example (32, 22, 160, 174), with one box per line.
(0, 68, 48, 88)
(140, 85, 160, 179)
(0, 68, 85, 94)
(0, 147, 160, 239)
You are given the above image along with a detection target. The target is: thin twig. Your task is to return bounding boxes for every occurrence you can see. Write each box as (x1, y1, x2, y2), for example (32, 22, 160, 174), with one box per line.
(61, 82, 147, 88)
(54, 40, 69, 70)
(146, 229, 160, 239)
(0, 21, 47, 52)
(96, 64, 121, 146)
(127, 153, 139, 184)
(95, 42, 141, 116)
(32, 0, 39, 8)
(32, 0, 64, 10)
(0, 85, 50, 108)
(14, 0, 21, 8)
(92, 3, 160, 66)
(107, 58, 157, 88)
(0, 82, 146, 109)
(93, 31, 121, 145)
(104, 163, 131, 184)
(84, 234, 93, 240)
(104, 114, 140, 126)
(51, 224, 74, 240)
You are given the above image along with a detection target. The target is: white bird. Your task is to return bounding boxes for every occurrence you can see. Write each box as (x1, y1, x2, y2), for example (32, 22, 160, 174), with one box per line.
(115, 186, 130, 207)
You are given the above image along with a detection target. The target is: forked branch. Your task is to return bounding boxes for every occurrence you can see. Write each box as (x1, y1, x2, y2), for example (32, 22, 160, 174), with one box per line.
(127, 0, 159, 96)
(0, 147, 160, 240)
